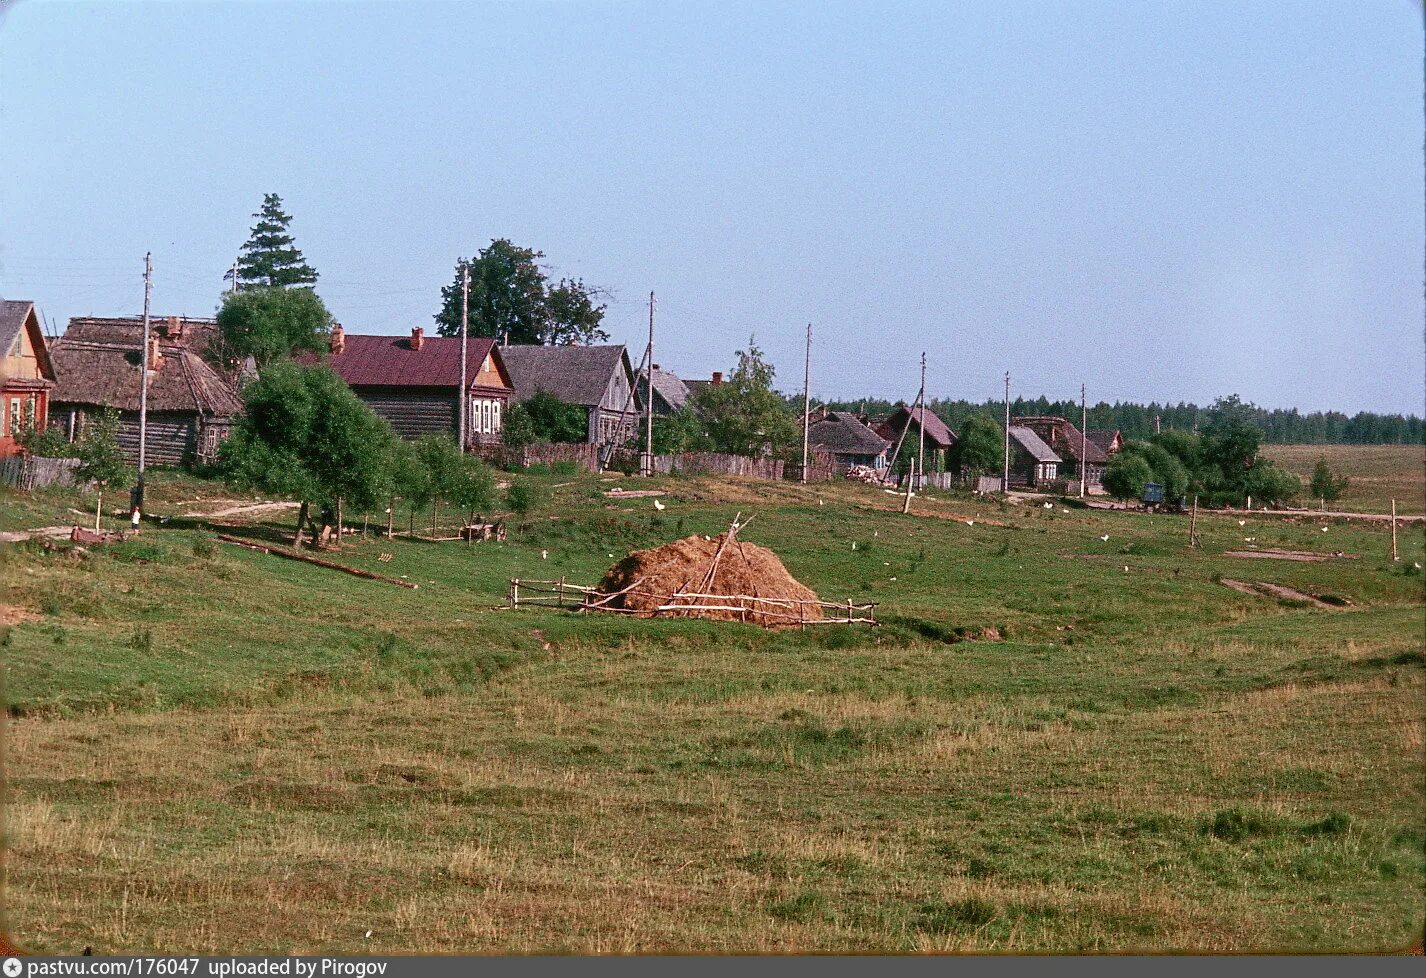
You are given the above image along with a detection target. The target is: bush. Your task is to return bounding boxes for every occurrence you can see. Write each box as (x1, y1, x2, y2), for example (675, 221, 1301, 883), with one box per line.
(505, 479, 541, 515)
(1103, 453, 1153, 501)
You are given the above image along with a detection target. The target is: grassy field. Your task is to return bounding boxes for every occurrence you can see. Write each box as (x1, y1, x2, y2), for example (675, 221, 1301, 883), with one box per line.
(0, 458, 1422, 954)
(1262, 444, 1425, 515)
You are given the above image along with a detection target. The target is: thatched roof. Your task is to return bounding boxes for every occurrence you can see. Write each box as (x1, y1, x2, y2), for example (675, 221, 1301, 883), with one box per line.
(501, 344, 633, 408)
(65, 315, 221, 358)
(809, 411, 890, 456)
(49, 339, 243, 417)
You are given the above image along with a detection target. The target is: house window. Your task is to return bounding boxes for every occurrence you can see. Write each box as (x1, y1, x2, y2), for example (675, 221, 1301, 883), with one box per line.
(8, 398, 20, 436)
(491, 401, 501, 433)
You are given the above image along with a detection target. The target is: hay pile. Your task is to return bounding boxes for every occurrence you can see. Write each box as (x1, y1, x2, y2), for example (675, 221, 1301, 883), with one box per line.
(591, 532, 824, 628)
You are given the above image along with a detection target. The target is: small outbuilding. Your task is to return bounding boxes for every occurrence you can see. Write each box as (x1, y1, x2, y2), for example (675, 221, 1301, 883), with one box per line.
(1007, 426, 1061, 488)
(808, 410, 891, 471)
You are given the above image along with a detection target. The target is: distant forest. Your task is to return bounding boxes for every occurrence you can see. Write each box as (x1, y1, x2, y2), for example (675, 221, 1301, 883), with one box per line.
(819, 396, 1424, 445)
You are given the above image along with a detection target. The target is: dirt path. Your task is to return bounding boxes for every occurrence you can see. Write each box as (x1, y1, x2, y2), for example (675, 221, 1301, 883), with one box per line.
(1220, 579, 1340, 609)
(1223, 548, 1355, 562)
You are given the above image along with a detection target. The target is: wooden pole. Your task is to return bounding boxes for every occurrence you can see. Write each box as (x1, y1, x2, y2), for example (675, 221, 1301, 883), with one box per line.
(135, 252, 153, 516)
(801, 323, 811, 484)
(459, 262, 470, 451)
(1079, 383, 1087, 498)
(387, 496, 394, 540)
(335, 496, 343, 543)
(643, 291, 655, 477)
(902, 378, 924, 515)
(1391, 499, 1399, 562)
(1189, 494, 1199, 548)
(1002, 371, 1011, 493)
(915, 352, 926, 493)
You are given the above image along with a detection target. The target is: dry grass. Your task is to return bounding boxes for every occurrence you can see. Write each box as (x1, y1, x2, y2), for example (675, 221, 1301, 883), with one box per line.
(1262, 444, 1425, 514)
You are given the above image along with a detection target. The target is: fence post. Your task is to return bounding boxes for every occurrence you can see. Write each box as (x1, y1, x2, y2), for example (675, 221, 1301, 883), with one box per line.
(511, 579, 520, 608)
(1391, 499, 1398, 562)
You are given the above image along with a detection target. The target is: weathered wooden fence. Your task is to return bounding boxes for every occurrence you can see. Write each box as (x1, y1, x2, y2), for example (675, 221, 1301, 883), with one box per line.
(0, 455, 83, 491)
(783, 450, 837, 483)
(507, 577, 877, 627)
(605, 449, 787, 480)
(474, 442, 602, 472)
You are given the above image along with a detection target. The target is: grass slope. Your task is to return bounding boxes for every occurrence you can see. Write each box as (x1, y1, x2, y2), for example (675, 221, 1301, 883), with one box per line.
(1, 464, 1422, 953)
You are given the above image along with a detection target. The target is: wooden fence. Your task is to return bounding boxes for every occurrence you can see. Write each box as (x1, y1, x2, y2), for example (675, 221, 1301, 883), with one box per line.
(0, 455, 83, 492)
(474, 442, 602, 472)
(507, 577, 877, 627)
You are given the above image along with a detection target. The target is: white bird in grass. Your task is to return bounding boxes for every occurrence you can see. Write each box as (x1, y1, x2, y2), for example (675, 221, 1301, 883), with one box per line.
(1321, 526, 1329, 533)
(852, 542, 858, 550)
(541, 549, 548, 560)
(653, 499, 665, 511)
(1238, 520, 1246, 526)
(966, 520, 975, 527)
(1043, 502, 1053, 509)
(1099, 534, 1110, 542)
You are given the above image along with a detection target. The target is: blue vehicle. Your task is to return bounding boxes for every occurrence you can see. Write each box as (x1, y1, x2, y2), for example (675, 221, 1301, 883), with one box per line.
(1141, 482, 1165, 505)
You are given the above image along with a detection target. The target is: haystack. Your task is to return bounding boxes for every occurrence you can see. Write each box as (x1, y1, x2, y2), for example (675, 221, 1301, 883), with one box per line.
(592, 532, 824, 628)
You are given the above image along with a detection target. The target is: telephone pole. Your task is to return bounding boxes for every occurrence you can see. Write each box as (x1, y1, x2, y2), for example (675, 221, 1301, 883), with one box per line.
(902, 362, 926, 515)
(458, 262, 470, 450)
(1079, 383, 1088, 498)
(1002, 371, 1011, 493)
(916, 352, 926, 492)
(800, 324, 811, 484)
(643, 291, 655, 476)
(229, 257, 240, 295)
(134, 252, 153, 522)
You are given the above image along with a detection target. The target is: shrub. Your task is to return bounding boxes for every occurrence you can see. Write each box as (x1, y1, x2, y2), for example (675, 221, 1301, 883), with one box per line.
(505, 479, 541, 516)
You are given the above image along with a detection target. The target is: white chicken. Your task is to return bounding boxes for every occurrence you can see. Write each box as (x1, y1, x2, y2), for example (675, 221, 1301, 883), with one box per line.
(653, 499, 665, 511)
(1099, 534, 1110, 542)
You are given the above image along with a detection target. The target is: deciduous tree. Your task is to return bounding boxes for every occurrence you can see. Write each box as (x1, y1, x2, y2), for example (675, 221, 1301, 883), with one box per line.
(216, 286, 333, 367)
(434, 239, 609, 345)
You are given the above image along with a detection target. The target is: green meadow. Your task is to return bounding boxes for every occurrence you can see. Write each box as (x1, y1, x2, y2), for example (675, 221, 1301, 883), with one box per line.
(0, 461, 1422, 953)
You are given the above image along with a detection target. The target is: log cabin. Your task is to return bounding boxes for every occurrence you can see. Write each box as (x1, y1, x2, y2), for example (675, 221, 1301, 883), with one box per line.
(48, 334, 243, 465)
(0, 300, 57, 458)
(1014, 415, 1109, 486)
(305, 326, 514, 449)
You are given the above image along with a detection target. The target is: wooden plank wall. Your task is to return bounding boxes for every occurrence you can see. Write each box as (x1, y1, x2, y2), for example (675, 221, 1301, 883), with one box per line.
(354, 388, 458, 442)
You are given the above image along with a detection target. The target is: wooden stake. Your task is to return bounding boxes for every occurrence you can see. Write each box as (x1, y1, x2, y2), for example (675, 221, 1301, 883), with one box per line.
(1391, 499, 1398, 562)
(1189, 495, 1199, 548)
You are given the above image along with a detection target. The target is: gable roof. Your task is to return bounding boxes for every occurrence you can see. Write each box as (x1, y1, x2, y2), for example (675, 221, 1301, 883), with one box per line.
(0, 300, 56, 382)
(1009, 426, 1061, 463)
(635, 365, 691, 412)
(1015, 416, 1109, 464)
(302, 334, 506, 390)
(49, 339, 243, 416)
(809, 411, 891, 457)
(500, 344, 632, 408)
(1086, 429, 1122, 454)
(877, 403, 956, 449)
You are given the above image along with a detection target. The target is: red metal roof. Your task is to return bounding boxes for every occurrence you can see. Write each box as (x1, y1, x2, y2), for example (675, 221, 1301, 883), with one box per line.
(301, 334, 504, 390)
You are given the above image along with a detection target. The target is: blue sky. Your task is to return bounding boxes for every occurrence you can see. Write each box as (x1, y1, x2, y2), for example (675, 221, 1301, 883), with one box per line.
(1, 0, 1421, 414)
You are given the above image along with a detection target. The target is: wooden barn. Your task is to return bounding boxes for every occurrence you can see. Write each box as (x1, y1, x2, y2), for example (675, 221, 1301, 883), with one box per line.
(48, 334, 243, 465)
(0, 300, 57, 458)
(306, 326, 514, 449)
(500, 344, 640, 445)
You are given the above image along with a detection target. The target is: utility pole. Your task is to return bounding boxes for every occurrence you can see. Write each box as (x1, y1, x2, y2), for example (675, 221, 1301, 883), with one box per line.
(643, 291, 655, 477)
(134, 252, 153, 525)
(230, 257, 240, 295)
(458, 262, 470, 451)
(902, 362, 926, 515)
(916, 352, 926, 493)
(1002, 371, 1011, 493)
(1080, 383, 1088, 498)
(800, 324, 811, 484)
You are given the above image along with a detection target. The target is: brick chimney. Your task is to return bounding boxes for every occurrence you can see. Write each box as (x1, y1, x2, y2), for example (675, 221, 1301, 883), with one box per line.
(330, 323, 346, 355)
(409, 326, 424, 351)
(147, 337, 163, 371)
(163, 315, 183, 340)
(711, 371, 723, 386)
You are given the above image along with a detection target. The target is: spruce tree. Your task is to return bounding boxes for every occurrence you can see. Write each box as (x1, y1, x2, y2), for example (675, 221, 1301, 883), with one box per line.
(231, 193, 319, 288)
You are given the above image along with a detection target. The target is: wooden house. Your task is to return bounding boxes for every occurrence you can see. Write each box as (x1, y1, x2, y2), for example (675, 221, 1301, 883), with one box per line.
(1015, 415, 1109, 485)
(0, 300, 57, 458)
(1008, 426, 1061, 488)
(874, 404, 957, 471)
(48, 332, 243, 465)
(808, 411, 890, 471)
(500, 344, 640, 445)
(306, 326, 514, 449)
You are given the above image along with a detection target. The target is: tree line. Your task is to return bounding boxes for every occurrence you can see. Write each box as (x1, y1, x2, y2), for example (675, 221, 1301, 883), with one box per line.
(824, 395, 1423, 446)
